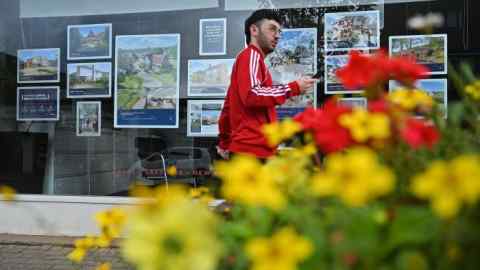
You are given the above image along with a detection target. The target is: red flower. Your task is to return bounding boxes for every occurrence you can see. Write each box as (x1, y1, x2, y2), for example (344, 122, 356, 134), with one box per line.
(336, 50, 430, 90)
(294, 99, 353, 153)
(293, 107, 320, 130)
(336, 51, 389, 89)
(400, 118, 440, 149)
(367, 97, 390, 113)
(389, 56, 429, 86)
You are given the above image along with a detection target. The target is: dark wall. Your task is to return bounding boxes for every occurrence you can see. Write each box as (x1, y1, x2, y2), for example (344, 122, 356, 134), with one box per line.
(0, 0, 19, 103)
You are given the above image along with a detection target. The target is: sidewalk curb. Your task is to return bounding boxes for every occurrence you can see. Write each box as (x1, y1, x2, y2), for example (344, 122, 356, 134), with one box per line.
(0, 234, 121, 248)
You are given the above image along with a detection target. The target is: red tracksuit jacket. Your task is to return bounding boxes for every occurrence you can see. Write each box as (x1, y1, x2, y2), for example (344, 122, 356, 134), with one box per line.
(218, 44, 301, 158)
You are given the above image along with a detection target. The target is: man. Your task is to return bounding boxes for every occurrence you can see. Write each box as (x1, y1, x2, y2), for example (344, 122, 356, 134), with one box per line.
(217, 9, 316, 159)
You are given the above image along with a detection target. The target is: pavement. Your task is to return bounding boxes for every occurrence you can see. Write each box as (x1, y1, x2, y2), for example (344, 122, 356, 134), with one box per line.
(0, 234, 133, 270)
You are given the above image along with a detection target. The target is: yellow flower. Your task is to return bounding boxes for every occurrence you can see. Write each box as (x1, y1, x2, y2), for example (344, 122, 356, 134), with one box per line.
(68, 247, 87, 263)
(411, 155, 480, 219)
(339, 108, 390, 143)
(190, 187, 214, 205)
(67, 235, 96, 263)
(190, 187, 210, 198)
(95, 234, 112, 248)
(75, 235, 96, 249)
(388, 88, 434, 111)
(96, 263, 111, 270)
(0, 185, 16, 201)
(262, 118, 302, 147)
(245, 227, 313, 270)
(464, 81, 480, 100)
(264, 145, 315, 193)
(167, 165, 177, 176)
(446, 243, 462, 261)
(216, 155, 286, 210)
(311, 147, 395, 207)
(122, 187, 222, 270)
(95, 208, 126, 227)
(95, 208, 127, 239)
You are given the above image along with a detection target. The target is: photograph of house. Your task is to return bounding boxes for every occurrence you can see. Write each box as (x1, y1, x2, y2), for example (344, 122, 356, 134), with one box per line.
(115, 34, 180, 128)
(325, 55, 363, 94)
(325, 10, 380, 51)
(68, 23, 112, 59)
(390, 79, 448, 118)
(17, 48, 60, 83)
(189, 104, 202, 134)
(390, 34, 447, 74)
(265, 28, 317, 118)
(77, 101, 101, 136)
(187, 100, 223, 136)
(188, 59, 234, 96)
(67, 62, 111, 98)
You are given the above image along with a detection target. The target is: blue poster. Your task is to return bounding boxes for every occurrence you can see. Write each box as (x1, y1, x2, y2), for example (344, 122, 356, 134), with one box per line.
(114, 34, 180, 128)
(199, 18, 226, 55)
(17, 86, 59, 121)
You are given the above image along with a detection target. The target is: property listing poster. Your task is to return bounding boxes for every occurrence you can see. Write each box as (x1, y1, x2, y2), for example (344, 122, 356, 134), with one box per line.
(324, 55, 363, 94)
(389, 79, 448, 118)
(17, 48, 60, 83)
(67, 62, 111, 98)
(389, 34, 447, 75)
(114, 34, 180, 128)
(187, 100, 223, 137)
(17, 86, 59, 121)
(67, 23, 112, 60)
(77, 101, 101, 136)
(265, 28, 317, 119)
(324, 10, 380, 52)
(338, 97, 367, 109)
(188, 58, 235, 97)
(199, 18, 227, 55)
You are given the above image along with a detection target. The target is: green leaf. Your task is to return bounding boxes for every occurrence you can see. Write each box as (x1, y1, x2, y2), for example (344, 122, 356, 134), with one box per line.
(387, 206, 440, 249)
(395, 250, 429, 270)
(447, 102, 465, 126)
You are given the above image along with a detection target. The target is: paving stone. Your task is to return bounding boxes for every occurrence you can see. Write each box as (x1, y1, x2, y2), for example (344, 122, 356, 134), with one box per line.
(0, 234, 132, 270)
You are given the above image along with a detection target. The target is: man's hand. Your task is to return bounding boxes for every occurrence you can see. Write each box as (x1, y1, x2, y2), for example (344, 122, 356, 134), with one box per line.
(216, 146, 230, 160)
(296, 76, 318, 93)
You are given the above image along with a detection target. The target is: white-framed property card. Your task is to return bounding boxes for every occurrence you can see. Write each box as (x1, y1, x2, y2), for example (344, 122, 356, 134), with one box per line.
(17, 86, 60, 121)
(389, 79, 448, 118)
(389, 34, 448, 75)
(265, 27, 318, 119)
(187, 100, 223, 137)
(76, 101, 101, 136)
(67, 62, 112, 98)
(338, 97, 367, 109)
(187, 58, 235, 97)
(17, 48, 60, 83)
(324, 54, 364, 94)
(67, 23, 112, 60)
(324, 10, 380, 52)
(199, 18, 227, 55)
(114, 34, 180, 128)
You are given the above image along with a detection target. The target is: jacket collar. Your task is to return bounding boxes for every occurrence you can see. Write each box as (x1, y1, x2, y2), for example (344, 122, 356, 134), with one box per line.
(248, 44, 265, 59)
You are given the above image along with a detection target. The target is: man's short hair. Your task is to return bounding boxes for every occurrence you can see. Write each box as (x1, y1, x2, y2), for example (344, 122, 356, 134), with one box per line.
(244, 9, 282, 45)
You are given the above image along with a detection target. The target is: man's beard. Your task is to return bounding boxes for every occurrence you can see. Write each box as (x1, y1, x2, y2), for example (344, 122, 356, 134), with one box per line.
(257, 31, 275, 55)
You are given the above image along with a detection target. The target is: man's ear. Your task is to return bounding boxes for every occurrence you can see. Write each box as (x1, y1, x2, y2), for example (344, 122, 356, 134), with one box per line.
(250, 24, 259, 37)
